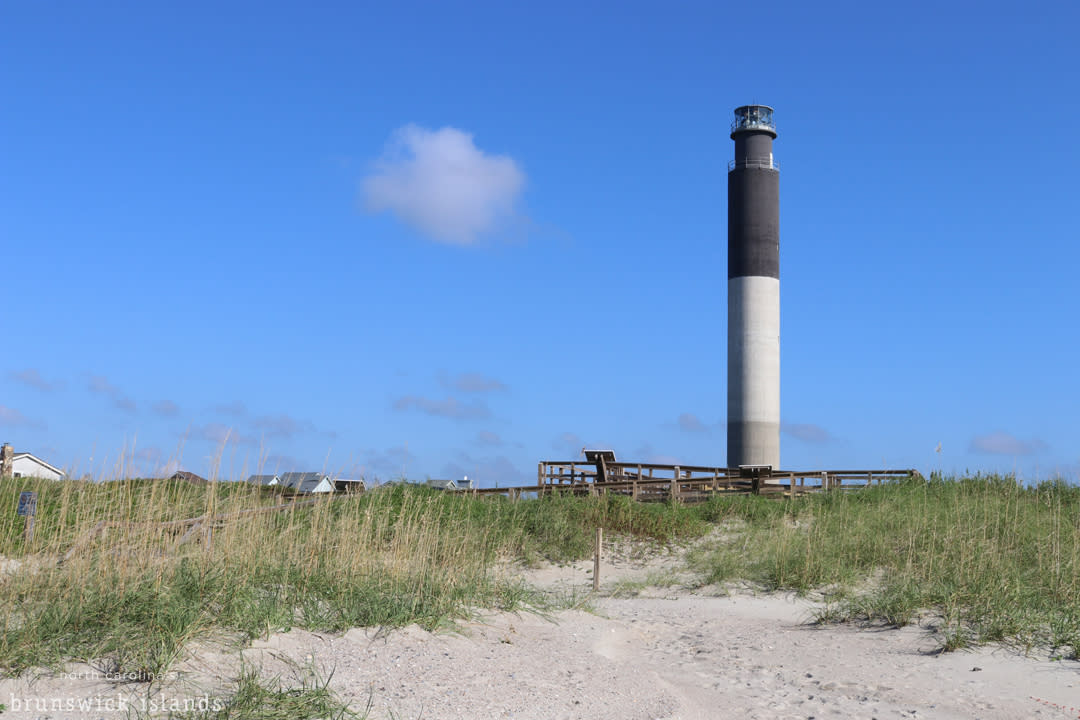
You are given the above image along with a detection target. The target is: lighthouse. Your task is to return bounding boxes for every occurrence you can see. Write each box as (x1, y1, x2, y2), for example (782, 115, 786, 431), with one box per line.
(727, 105, 780, 469)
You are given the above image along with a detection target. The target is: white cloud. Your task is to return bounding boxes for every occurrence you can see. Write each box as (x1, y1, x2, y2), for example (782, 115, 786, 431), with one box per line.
(362, 125, 525, 245)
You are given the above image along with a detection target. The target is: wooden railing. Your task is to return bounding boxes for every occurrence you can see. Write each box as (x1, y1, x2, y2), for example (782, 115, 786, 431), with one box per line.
(435, 462, 919, 502)
(515, 461, 918, 501)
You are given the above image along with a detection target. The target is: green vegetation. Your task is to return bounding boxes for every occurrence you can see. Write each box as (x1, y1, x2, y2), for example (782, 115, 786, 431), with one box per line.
(0, 477, 705, 674)
(1, 471, 1077, 683)
(690, 473, 1080, 658)
(172, 665, 366, 720)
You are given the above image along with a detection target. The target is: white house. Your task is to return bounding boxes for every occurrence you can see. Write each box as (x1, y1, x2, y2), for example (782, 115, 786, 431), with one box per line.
(12, 452, 67, 481)
(247, 474, 281, 487)
(426, 476, 473, 491)
(279, 472, 334, 494)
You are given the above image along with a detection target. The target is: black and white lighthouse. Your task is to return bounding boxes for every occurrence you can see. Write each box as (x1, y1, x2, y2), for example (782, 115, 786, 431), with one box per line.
(727, 105, 780, 469)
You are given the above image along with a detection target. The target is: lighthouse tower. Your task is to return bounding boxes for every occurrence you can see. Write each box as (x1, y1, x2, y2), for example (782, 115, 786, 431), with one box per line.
(727, 105, 780, 469)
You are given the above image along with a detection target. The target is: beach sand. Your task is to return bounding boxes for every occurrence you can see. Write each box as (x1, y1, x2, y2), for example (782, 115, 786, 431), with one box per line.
(3, 553, 1079, 719)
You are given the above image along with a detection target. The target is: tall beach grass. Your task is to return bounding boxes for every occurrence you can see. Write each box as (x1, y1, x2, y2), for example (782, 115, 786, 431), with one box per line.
(1, 471, 1077, 675)
(692, 473, 1080, 656)
(0, 477, 705, 674)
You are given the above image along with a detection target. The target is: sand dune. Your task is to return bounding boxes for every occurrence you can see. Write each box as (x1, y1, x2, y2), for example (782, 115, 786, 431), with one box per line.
(3, 558, 1079, 719)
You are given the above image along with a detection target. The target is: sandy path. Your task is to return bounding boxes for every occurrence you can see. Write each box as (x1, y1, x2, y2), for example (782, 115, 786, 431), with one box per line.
(231, 593, 1079, 720)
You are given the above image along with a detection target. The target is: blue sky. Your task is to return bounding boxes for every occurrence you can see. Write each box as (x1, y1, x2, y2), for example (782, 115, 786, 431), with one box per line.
(2, 1, 1077, 484)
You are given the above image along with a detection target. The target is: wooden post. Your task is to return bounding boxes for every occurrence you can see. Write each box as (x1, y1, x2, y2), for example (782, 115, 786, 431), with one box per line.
(538, 462, 544, 488)
(17, 491, 37, 545)
(672, 466, 681, 501)
(593, 527, 602, 592)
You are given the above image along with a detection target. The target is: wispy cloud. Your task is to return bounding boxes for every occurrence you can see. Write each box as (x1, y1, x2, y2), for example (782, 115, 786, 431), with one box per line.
(441, 371, 508, 393)
(212, 401, 247, 417)
(0, 405, 43, 428)
(474, 430, 503, 447)
(362, 445, 415, 480)
(9, 368, 62, 392)
(550, 432, 616, 457)
(252, 414, 316, 438)
(970, 431, 1048, 456)
(192, 423, 256, 448)
(552, 432, 585, 455)
(362, 125, 526, 245)
(153, 400, 180, 417)
(677, 413, 707, 432)
(131, 447, 180, 477)
(393, 395, 490, 420)
(782, 421, 832, 444)
(88, 375, 136, 413)
(263, 453, 306, 474)
(441, 452, 527, 488)
(135, 447, 162, 464)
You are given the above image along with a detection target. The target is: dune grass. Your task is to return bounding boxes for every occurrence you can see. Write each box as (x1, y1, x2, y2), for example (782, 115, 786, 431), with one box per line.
(170, 664, 367, 720)
(0, 477, 706, 674)
(1, 472, 1077, 679)
(691, 473, 1080, 657)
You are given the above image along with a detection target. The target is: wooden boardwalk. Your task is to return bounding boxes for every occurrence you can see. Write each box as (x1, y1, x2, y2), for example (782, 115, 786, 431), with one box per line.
(465, 460, 919, 502)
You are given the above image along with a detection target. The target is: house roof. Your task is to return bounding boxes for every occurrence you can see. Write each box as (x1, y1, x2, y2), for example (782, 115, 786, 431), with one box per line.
(170, 470, 208, 484)
(426, 478, 457, 491)
(279, 472, 331, 494)
(12, 452, 66, 478)
(247, 474, 281, 486)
